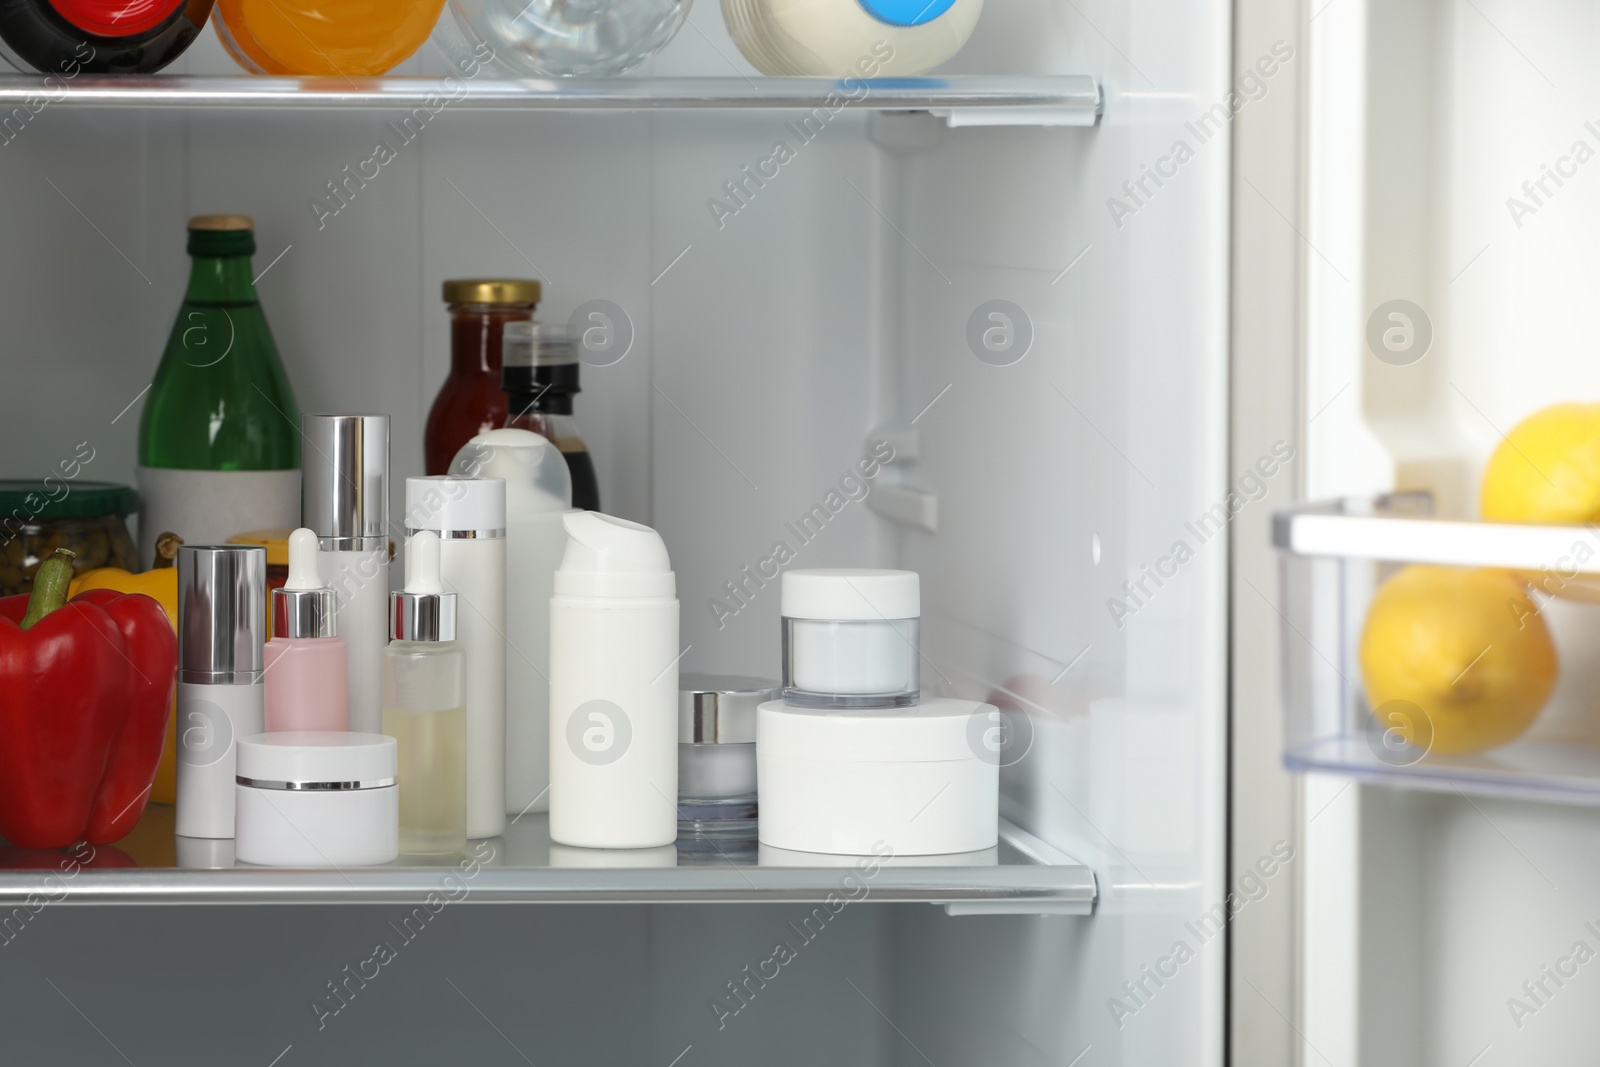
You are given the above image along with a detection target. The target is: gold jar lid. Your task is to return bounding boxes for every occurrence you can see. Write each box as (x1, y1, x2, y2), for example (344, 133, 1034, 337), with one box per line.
(189, 214, 255, 231)
(442, 279, 541, 305)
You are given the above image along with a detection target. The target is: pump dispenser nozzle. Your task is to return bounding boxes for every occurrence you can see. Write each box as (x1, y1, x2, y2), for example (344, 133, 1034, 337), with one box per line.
(392, 531, 456, 642)
(554, 512, 675, 599)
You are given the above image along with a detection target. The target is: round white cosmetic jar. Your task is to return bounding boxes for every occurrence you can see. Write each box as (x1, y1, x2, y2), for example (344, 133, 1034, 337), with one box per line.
(756, 697, 998, 855)
(780, 569, 920, 708)
(235, 732, 399, 866)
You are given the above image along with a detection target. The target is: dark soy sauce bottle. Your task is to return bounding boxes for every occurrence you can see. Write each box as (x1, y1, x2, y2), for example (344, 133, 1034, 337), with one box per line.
(502, 322, 602, 513)
(0, 0, 215, 75)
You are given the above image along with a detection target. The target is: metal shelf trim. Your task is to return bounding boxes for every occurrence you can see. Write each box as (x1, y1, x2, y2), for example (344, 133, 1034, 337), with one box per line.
(0, 814, 1098, 908)
(0, 74, 1102, 123)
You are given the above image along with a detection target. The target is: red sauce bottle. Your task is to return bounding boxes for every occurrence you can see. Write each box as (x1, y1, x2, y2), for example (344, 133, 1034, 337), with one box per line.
(0, 0, 215, 74)
(424, 279, 541, 475)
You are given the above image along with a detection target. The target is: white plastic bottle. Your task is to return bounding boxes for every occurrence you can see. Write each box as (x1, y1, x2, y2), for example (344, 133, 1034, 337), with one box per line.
(302, 414, 389, 735)
(407, 475, 507, 840)
(549, 512, 679, 849)
(723, 0, 984, 77)
(450, 428, 573, 818)
(176, 545, 267, 840)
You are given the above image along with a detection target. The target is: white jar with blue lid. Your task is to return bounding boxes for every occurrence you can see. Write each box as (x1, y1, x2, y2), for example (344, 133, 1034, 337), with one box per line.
(723, 0, 983, 76)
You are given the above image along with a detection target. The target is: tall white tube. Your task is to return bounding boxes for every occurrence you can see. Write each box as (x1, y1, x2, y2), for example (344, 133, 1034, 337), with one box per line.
(549, 512, 679, 849)
(175, 545, 267, 840)
(408, 476, 507, 840)
(301, 414, 390, 734)
(318, 548, 387, 732)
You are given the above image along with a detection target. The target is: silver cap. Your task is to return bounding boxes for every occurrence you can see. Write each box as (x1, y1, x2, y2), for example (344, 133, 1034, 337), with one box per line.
(273, 585, 336, 640)
(391, 589, 457, 642)
(302, 414, 389, 552)
(679, 674, 777, 744)
(178, 545, 267, 684)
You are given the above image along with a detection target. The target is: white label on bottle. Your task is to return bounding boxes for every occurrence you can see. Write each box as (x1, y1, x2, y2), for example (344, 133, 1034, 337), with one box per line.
(137, 467, 301, 566)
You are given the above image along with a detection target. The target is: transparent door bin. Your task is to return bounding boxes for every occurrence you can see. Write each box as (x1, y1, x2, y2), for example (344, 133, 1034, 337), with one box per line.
(1275, 494, 1600, 804)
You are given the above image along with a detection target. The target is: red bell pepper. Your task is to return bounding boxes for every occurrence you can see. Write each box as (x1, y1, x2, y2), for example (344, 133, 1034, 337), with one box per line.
(0, 548, 177, 849)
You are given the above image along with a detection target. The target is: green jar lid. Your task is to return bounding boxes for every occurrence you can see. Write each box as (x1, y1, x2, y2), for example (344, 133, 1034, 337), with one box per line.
(0, 481, 138, 522)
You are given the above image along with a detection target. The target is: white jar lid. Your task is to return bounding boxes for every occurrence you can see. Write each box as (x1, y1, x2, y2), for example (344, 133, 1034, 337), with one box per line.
(237, 732, 397, 785)
(405, 475, 507, 534)
(781, 568, 920, 621)
(758, 697, 983, 762)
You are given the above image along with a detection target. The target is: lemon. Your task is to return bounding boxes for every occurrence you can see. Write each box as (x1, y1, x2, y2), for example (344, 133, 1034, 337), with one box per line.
(1359, 565, 1558, 756)
(1481, 402, 1600, 522)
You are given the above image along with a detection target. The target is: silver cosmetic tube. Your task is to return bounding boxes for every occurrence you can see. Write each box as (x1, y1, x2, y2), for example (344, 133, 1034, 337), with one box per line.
(302, 413, 390, 733)
(176, 545, 266, 840)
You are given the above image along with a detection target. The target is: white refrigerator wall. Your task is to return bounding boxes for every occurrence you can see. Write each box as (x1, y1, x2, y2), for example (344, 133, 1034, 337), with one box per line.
(1303, 0, 1600, 1062)
(0, 0, 1231, 1062)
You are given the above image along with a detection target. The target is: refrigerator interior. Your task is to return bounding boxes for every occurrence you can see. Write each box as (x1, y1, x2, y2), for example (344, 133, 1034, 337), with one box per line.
(1301, 0, 1600, 1062)
(0, 0, 1232, 1062)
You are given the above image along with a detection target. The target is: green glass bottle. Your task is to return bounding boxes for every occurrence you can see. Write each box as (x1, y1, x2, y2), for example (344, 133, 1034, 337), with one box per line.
(136, 215, 302, 567)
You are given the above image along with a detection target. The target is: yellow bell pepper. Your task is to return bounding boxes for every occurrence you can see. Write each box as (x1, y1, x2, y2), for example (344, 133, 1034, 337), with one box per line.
(68, 532, 181, 805)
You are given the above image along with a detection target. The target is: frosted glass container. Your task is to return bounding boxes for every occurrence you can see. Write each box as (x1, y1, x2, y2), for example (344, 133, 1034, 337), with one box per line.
(780, 568, 921, 708)
(679, 743, 756, 797)
(263, 638, 348, 732)
(782, 618, 919, 707)
(676, 674, 772, 839)
(383, 640, 468, 856)
(436, 0, 692, 77)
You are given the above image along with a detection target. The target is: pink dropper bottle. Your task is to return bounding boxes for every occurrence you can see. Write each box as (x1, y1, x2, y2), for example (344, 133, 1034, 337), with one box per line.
(264, 527, 350, 732)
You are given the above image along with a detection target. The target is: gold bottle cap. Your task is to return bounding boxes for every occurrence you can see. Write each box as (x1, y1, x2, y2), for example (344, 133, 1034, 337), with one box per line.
(189, 214, 255, 231)
(442, 279, 542, 305)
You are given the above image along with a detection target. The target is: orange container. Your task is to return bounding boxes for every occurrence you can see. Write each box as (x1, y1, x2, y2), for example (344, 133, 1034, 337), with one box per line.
(214, 0, 446, 76)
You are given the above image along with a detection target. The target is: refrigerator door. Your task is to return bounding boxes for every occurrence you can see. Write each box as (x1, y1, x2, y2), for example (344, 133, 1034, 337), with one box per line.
(1277, 0, 1600, 1062)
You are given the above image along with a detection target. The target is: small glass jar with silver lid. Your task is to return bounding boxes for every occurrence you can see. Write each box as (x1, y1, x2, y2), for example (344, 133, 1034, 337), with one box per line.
(677, 674, 776, 842)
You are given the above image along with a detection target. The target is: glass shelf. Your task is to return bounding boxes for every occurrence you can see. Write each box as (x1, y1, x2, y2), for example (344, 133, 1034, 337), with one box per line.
(0, 806, 1097, 913)
(1275, 494, 1600, 805)
(0, 74, 1102, 125)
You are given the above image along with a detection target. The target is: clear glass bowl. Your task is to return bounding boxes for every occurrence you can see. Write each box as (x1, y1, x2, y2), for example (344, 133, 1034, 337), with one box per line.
(439, 0, 693, 77)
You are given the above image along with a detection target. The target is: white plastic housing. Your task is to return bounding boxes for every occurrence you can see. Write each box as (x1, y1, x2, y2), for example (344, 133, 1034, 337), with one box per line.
(452, 430, 573, 817)
(549, 513, 679, 849)
(756, 697, 998, 855)
(235, 786, 398, 866)
(442, 534, 507, 839)
(175, 679, 265, 840)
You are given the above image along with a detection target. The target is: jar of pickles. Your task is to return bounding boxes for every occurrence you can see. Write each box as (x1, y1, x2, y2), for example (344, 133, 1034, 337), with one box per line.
(0, 481, 139, 595)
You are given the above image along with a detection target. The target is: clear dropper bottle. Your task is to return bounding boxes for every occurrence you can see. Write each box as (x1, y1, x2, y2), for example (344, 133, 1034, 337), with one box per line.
(382, 531, 467, 856)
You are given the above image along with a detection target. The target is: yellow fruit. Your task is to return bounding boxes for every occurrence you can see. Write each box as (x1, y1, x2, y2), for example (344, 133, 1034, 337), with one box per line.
(1481, 402, 1600, 522)
(1359, 565, 1557, 756)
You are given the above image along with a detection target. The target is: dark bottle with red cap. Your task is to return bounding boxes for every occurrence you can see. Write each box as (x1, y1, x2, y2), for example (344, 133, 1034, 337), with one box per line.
(0, 0, 215, 75)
